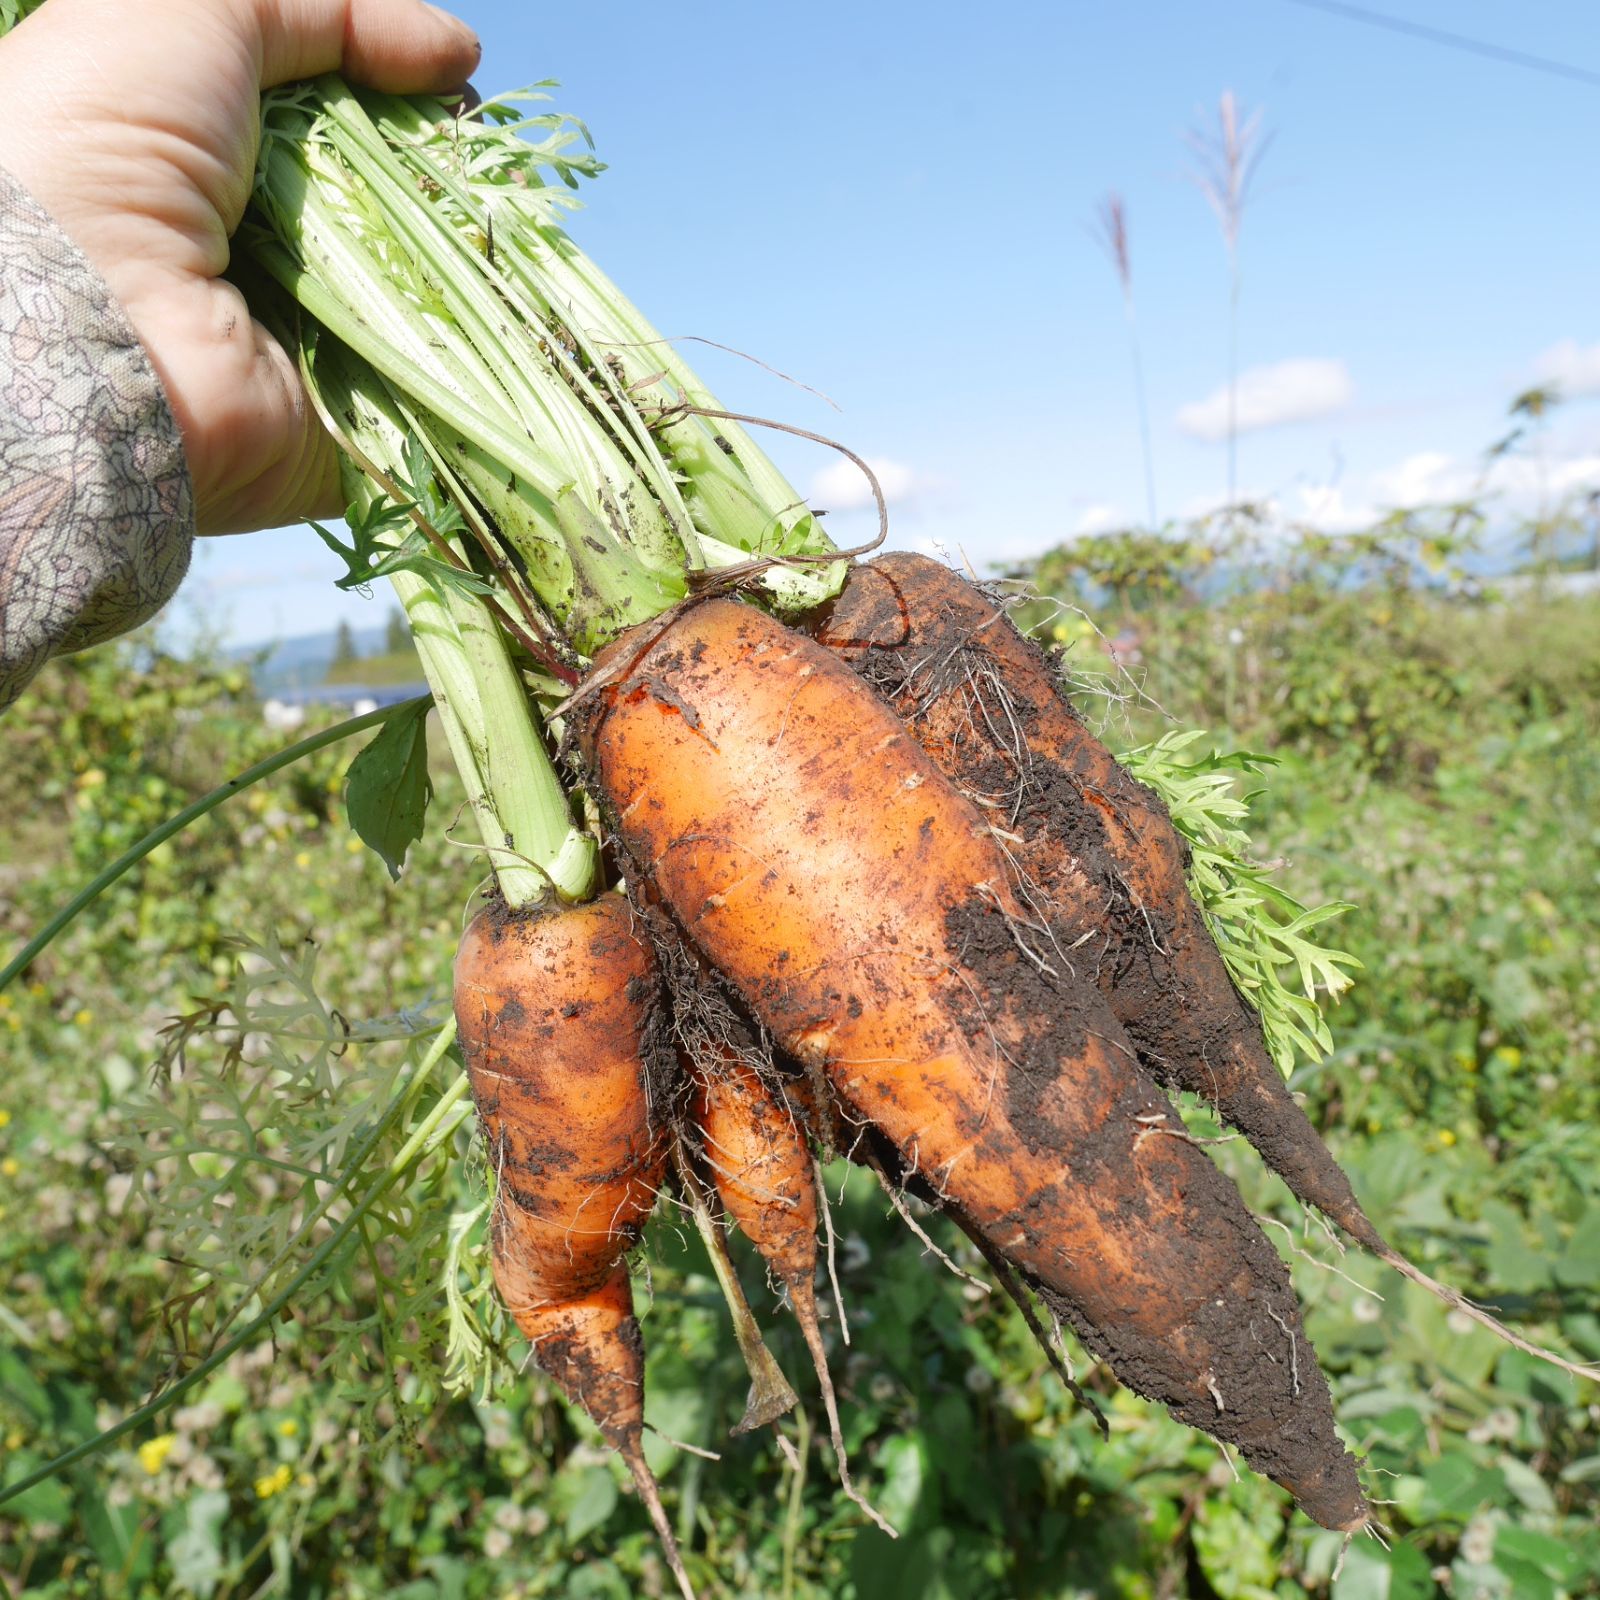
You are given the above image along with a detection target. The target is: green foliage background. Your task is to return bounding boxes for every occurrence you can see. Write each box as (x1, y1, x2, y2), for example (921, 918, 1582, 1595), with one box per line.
(2, 518, 1598, 1599)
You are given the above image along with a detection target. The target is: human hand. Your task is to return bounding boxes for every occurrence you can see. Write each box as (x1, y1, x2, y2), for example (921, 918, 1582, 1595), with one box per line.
(0, 0, 480, 534)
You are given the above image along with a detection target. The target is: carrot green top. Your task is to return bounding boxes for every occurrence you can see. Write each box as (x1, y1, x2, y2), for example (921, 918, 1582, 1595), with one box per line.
(242, 79, 844, 657)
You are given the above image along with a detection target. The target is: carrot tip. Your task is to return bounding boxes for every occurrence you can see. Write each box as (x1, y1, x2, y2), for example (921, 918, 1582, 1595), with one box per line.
(790, 1280, 897, 1538)
(621, 1437, 698, 1600)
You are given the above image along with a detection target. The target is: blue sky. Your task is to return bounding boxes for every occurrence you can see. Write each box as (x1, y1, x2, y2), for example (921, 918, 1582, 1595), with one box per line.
(183, 0, 1600, 647)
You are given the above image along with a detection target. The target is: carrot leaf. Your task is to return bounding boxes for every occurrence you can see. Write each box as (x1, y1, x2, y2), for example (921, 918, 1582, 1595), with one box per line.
(1125, 731, 1361, 1077)
(344, 697, 435, 881)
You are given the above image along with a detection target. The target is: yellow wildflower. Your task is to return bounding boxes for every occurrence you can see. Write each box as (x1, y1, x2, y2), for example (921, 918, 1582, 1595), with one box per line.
(0, 1107, 10, 1125)
(72, 1009, 93, 1028)
(138, 1434, 177, 1475)
(294, 851, 312, 870)
(1, 1157, 18, 1178)
(277, 1419, 299, 1438)
(255, 1463, 294, 1499)
(1437, 1129, 1457, 1148)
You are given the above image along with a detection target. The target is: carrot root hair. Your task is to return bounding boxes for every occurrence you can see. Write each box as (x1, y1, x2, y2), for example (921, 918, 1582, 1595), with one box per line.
(786, 1274, 896, 1538)
(861, 1147, 991, 1296)
(1377, 1246, 1600, 1383)
(957, 1222, 1111, 1440)
(620, 1435, 698, 1600)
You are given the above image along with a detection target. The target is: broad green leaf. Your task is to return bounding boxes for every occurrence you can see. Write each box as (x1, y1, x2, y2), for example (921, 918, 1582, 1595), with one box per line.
(1497, 1454, 1557, 1516)
(1418, 1452, 1505, 1521)
(0, 1347, 52, 1424)
(0, 1454, 72, 1524)
(1495, 1523, 1585, 1583)
(80, 1490, 153, 1584)
(1193, 1498, 1280, 1598)
(1332, 1538, 1432, 1600)
(566, 1563, 632, 1600)
(1489, 1552, 1557, 1600)
(640, 1385, 712, 1476)
(344, 697, 434, 880)
(1481, 1199, 1546, 1293)
(1488, 959, 1542, 1023)
(564, 1466, 618, 1544)
(849, 1528, 948, 1600)
(874, 1432, 930, 1532)
(1554, 1224, 1600, 1289)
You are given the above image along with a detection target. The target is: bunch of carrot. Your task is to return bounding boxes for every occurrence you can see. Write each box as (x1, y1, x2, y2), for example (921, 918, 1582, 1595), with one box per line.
(224, 68, 1598, 1595)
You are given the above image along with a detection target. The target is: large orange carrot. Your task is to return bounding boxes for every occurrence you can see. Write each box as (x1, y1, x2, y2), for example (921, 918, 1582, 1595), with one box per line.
(454, 894, 696, 1600)
(582, 598, 1369, 1531)
(688, 1047, 892, 1533)
(812, 551, 1388, 1254)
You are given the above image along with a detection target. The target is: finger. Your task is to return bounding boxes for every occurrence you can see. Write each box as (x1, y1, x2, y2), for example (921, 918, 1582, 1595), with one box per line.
(256, 0, 481, 95)
(194, 329, 343, 535)
(128, 276, 341, 535)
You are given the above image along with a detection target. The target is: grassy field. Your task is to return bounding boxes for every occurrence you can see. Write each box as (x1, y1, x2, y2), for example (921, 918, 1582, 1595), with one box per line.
(1, 522, 1597, 1599)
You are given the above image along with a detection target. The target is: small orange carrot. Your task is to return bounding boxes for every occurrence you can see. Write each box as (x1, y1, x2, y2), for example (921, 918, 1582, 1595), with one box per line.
(688, 1046, 893, 1534)
(454, 893, 696, 1600)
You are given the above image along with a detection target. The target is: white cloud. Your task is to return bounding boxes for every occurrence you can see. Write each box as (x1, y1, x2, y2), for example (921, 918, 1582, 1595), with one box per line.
(1177, 358, 1354, 442)
(809, 455, 923, 512)
(1373, 450, 1463, 508)
(1072, 502, 1125, 535)
(1294, 484, 1373, 533)
(1369, 446, 1600, 516)
(1544, 453, 1600, 495)
(1530, 338, 1600, 399)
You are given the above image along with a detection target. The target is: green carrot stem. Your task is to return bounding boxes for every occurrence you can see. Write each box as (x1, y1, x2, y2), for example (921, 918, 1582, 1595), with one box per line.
(244, 75, 848, 655)
(308, 341, 596, 906)
(0, 697, 424, 992)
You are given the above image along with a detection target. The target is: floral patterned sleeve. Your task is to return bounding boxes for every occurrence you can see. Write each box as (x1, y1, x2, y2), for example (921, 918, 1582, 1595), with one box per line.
(0, 162, 194, 712)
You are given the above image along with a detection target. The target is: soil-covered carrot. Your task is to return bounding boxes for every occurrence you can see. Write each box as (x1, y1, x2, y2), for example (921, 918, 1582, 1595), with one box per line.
(687, 1046, 892, 1532)
(812, 551, 1388, 1253)
(582, 598, 1369, 1532)
(454, 894, 696, 1600)
(813, 553, 1600, 1386)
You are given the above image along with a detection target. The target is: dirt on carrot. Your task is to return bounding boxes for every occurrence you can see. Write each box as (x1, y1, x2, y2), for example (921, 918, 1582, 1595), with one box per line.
(686, 1042, 893, 1533)
(813, 551, 1388, 1255)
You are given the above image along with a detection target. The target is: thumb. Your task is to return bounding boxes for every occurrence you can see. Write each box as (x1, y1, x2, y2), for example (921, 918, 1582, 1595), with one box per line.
(256, 0, 481, 94)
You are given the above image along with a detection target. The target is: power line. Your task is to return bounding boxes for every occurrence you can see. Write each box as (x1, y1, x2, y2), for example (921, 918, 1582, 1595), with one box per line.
(1272, 0, 1600, 90)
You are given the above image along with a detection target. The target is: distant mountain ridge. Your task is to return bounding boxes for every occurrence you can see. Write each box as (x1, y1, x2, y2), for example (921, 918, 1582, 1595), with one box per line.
(232, 623, 393, 696)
